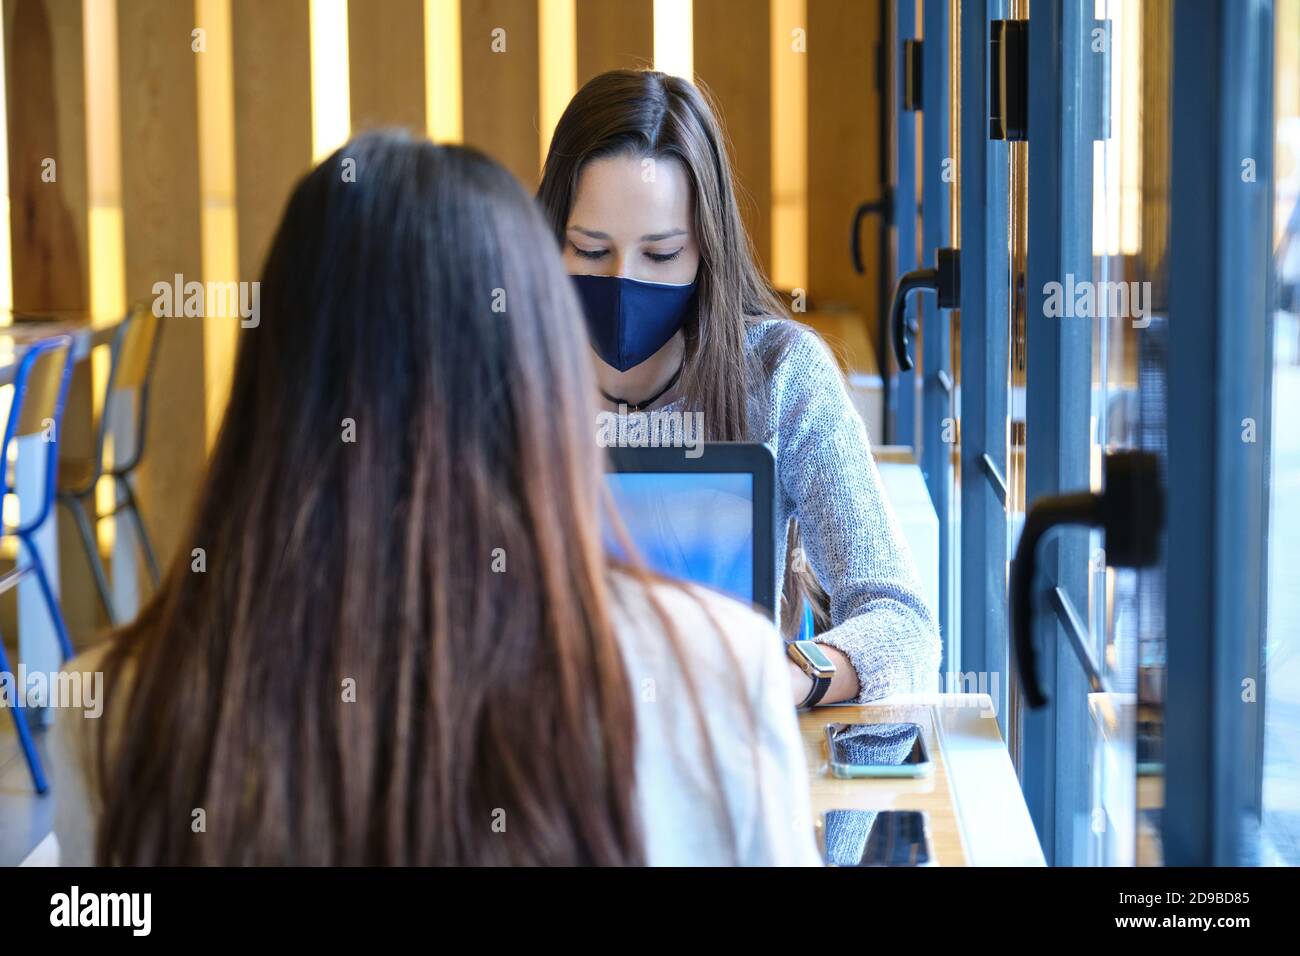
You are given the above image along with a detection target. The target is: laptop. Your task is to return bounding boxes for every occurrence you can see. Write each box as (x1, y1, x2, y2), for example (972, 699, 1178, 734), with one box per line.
(603, 442, 778, 619)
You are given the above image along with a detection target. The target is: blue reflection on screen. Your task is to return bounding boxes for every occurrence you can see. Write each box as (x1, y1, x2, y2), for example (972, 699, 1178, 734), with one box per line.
(604, 472, 753, 603)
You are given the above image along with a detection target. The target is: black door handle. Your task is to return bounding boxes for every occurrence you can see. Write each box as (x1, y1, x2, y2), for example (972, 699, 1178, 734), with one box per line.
(887, 247, 960, 372)
(850, 195, 892, 275)
(1010, 450, 1164, 708)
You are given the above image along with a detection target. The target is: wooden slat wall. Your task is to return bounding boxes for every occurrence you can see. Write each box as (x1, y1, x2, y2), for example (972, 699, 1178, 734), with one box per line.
(460, 0, 540, 187)
(693, 0, 772, 276)
(349, 0, 426, 133)
(117, 0, 207, 572)
(806, 0, 881, 323)
(231, 0, 313, 283)
(0, 3, 893, 643)
(575, 0, 653, 86)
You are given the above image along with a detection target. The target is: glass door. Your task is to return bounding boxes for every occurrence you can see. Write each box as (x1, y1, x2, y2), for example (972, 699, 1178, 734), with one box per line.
(1082, 0, 1173, 869)
(1017, 0, 1172, 867)
(885, 0, 962, 675)
(1264, 0, 1300, 866)
(956, 0, 1012, 729)
(889, 0, 922, 449)
(918, 0, 958, 659)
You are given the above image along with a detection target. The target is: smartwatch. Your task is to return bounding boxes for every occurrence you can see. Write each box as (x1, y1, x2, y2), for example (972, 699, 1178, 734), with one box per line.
(786, 640, 836, 710)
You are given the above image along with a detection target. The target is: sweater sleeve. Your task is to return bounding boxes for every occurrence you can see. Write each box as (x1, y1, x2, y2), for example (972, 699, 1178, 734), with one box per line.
(769, 325, 941, 701)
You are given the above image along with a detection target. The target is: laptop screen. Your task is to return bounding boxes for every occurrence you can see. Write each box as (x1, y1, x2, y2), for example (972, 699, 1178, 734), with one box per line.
(604, 471, 755, 605)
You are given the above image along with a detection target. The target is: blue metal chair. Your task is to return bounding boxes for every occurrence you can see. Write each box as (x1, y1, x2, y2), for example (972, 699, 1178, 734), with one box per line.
(0, 335, 76, 794)
(58, 307, 162, 627)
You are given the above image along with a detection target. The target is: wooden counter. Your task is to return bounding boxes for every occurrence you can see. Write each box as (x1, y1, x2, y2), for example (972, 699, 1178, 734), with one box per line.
(802, 694, 1046, 866)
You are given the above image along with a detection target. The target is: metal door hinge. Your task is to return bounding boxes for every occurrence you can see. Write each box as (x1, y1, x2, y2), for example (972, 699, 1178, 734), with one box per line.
(903, 39, 923, 112)
(989, 20, 1028, 141)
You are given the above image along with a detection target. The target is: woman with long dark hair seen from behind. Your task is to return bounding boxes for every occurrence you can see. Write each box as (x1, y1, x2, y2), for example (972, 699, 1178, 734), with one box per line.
(538, 70, 940, 708)
(49, 131, 819, 867)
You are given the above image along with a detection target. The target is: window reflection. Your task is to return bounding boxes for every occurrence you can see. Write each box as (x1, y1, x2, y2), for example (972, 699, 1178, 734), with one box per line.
(1264, 0, 1300, 868)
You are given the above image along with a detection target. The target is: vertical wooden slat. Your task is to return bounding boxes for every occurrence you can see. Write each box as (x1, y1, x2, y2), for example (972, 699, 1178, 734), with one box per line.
(4, 0, 88, 312)
(770, 0, 807, 293)
(426, 0, 463, 142)
(806, 0, 881, 319)
(195, 0, 239, 452)
(693, 0, 772, 275)
(3, 0, 99, 643)
(459, 0, 540, 187)
(232, 0, 313, 282)
(1141, 0, 1172, 312)
(538, 0, 577, 165)
(349, 0, 427, 132)
(117, 0, 207, 572)
(575, 0, 653, 85)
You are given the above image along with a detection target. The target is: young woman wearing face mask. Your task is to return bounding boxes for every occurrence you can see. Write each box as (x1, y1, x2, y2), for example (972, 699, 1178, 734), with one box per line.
(538, 70, 941, 707)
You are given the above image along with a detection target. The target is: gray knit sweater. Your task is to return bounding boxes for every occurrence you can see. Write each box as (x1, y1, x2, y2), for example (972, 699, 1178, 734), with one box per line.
(606, 319, 941, 703)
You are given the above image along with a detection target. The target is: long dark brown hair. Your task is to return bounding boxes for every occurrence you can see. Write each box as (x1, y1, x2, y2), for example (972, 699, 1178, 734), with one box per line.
(93, 131, 731, 865)
(538, 69, 828, 632)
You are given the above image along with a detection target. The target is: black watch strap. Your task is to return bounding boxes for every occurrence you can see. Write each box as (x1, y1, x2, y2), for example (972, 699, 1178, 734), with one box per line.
(798, 673, 832, 710)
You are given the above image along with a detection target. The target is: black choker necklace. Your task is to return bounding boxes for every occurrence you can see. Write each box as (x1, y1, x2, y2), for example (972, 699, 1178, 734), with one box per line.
(601, 362, 683, 413)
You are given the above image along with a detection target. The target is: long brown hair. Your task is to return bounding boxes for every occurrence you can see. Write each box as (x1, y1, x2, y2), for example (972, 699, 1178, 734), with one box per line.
(538, 69, 828, 632)
(94, 132, 725, 865)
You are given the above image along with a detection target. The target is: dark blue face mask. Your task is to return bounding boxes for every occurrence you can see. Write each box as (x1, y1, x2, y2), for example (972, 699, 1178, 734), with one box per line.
(571, 273, 698, 372)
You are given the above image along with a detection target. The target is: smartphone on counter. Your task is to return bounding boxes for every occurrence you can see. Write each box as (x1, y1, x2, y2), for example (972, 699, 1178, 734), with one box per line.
(818, 809, 934, 866)
(824, 721, 932, 778)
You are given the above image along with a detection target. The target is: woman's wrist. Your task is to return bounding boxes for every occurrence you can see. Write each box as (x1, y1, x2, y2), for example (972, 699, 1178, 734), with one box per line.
(788, 659, 814, 705)
(789, 643, 860, 707)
